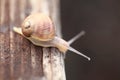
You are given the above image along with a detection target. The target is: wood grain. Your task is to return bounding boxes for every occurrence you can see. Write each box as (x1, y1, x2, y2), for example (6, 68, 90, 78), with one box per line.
(0, 0, 66, 80)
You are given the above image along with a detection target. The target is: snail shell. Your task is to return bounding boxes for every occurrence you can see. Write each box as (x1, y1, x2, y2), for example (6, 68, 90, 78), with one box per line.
(22, 13, 55, 41)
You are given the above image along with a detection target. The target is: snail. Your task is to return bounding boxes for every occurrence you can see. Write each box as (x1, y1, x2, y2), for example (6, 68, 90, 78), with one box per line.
(13, 13, 90, 60)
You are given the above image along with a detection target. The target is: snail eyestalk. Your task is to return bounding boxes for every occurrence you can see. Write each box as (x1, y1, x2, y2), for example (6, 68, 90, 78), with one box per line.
(68, 31, 85, 45)
(68, 46, 90, 61)
(68, 31, 90, 61)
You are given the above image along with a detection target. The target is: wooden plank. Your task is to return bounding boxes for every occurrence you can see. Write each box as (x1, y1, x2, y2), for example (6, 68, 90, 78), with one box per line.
(0, 0, 66, 80)
(0, 0, 11, 80)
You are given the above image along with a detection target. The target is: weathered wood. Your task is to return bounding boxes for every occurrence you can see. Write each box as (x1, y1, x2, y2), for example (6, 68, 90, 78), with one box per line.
(0, 0, 66, 80)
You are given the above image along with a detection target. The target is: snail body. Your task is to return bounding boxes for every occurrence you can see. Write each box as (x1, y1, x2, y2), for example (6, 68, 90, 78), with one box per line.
(28, 36, 69, 53)
(13, 13, 90, 60)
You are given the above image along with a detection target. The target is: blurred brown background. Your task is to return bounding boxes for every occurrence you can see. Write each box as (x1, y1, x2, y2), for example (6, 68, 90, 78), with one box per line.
(61, 0, 120, 80)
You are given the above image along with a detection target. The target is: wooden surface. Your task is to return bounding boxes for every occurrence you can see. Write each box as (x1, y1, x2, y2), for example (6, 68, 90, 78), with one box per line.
(0, 0, 66, 80)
